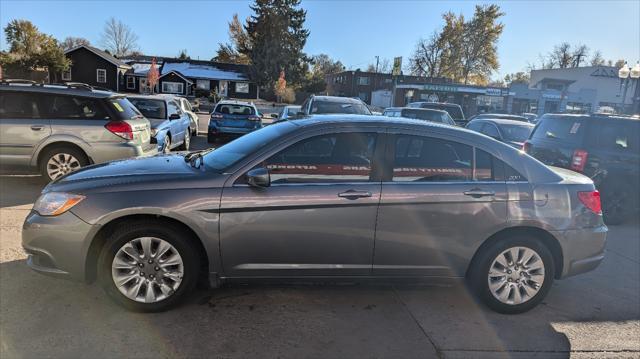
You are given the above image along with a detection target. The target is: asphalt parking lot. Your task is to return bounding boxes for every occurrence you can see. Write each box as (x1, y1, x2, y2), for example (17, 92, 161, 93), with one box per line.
(0, 131, 638, 358)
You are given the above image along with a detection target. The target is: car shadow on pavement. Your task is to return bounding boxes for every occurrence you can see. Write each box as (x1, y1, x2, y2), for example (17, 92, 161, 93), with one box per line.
(0, 258, 581, 358)
(0, 175, 46, 207)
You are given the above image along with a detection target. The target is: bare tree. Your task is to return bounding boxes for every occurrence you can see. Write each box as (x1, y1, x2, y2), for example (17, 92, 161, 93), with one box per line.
(550, 42, 573, 68)
(571, 44, 589, 67)
(590, 50, 605, 66)
(409, 31, 446, 77)
(100, 18, 138, 57)
(61, 36, 90, 50)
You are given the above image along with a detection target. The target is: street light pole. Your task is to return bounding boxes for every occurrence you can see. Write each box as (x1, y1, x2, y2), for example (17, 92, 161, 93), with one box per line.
(618, 61, 640, 115)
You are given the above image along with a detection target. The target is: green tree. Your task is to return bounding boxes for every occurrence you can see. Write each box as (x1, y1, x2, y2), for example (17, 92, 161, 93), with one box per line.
(177, 49, 190, 60)
(300, 54, 344, 94)
(503, 71, 530, 85)
(458, 4, 505, 84)
(244, 0, 310, 88)
(1, 19, 69, 79)
(213, 14, 251, 64)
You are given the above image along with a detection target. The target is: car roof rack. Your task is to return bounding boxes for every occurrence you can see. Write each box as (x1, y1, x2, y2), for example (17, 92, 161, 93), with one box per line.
(63, 82, 94, 91)
(0, 79, 39, 86)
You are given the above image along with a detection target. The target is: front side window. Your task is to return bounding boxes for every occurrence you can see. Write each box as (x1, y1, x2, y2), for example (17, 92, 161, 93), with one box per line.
(597, 122, 637, 151)
(167, 101, 181, 116)
(475, 149, 495, 181)
(265, 132, 377, 184)
(162, 81, 184, 94)
(96, 69, 107, 83)
(392, 135, 472, 182)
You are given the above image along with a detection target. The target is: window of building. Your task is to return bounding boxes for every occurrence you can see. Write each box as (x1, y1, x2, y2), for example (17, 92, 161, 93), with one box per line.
(357, 76, 370, 85)
(196, 79, 210, 90)
(162, 81, 184, 94)
(96, 69, 107, 83)
(392, 135, 473, 182)
(546, 83, 564, 91)
(265, 132, 377, 184)
(126, 76, 135, 89)
(61, 68, 71, 81)
(235, 82, 249, 93)
(383, 78, 393, 84)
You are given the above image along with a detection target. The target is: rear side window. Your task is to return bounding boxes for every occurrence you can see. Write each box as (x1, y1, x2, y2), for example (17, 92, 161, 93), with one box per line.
(392, 135, 472, 182)
(0, 91, 40, 119)
(595, 121, 638, 152)
(475, 149, 495, 181)
(265, 132, 377, 184)
(531, 116, 584, 144)
(215, 104, 255, 115)
(40, 95, 108, 120)
(109, 98, 142, 120)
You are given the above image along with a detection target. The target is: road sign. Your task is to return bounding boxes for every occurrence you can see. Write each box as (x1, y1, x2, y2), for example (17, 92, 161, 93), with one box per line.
(392, 57, 402, 76)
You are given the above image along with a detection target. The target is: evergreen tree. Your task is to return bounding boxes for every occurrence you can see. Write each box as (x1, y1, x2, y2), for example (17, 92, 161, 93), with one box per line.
(244, 0, 310, 88)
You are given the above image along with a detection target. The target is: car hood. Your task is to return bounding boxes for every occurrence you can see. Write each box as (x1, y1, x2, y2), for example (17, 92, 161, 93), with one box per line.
(45, 154, 205, 194)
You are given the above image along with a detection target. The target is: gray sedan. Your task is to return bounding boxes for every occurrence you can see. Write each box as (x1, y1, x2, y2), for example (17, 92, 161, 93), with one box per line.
(22, 115, 607, 314)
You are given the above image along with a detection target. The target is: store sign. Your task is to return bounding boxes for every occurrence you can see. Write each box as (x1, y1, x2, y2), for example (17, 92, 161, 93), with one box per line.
(422, 84, 459, 92)
(542, 92, 562, 99)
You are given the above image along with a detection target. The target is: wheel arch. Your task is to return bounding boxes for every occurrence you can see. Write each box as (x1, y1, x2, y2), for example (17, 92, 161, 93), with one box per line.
(85, 214, 210, 284)
(467, 226, 564, 279)
(35, 141, 93, 167)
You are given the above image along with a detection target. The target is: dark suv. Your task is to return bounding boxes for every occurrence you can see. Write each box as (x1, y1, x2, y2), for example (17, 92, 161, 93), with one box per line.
(524, 113, 640, 224)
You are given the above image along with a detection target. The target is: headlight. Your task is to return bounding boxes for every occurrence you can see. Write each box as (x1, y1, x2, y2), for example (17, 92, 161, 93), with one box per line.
(33, 192, 85, 216)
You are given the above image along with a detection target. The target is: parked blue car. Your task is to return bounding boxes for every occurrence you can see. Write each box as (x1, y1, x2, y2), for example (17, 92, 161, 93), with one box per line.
(128, 95, 192, 153)
(207, 100, 263, 143)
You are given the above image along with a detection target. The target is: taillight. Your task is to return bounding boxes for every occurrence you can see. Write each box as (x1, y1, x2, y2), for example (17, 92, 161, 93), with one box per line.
(570, 149, 588, 172)
(211, 113, 223, 119)
(522, 140, 531, 153)
(248, 115, 261, 121)
(578, 190, 602, 214)
(105, 121, 133, 140)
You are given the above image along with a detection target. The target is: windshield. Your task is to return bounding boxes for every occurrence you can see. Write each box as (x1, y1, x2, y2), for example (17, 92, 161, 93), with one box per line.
(310, 100, 372, 115)
(202, 122, 294, 171)
(215, 103, 256, 115)
(500, 123, 534, 142)
(128, 98, 166, 119)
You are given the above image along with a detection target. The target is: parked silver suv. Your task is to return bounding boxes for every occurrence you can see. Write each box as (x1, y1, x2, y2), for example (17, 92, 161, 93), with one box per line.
(0, 82, 157, 181)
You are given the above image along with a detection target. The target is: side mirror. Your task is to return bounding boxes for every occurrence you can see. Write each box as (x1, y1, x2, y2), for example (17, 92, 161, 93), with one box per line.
(246, 167, 270, 188)
(169, 113, 181, 120)
(270, 113, 278, 118)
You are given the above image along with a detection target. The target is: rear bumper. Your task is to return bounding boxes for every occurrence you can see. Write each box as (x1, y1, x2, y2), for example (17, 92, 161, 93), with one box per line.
(209, 126, 260, 136)
(87, 142, 157, 164)
(553, 224, 607, 278)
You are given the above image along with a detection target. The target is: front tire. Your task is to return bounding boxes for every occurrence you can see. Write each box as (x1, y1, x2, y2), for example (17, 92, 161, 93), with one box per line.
(467, 235, 555, 314)
(97, 221, 200, 312)
(178, 128, 191, 151)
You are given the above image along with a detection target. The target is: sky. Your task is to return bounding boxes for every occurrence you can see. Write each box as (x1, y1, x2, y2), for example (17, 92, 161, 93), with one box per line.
(1, 0, 639, 79)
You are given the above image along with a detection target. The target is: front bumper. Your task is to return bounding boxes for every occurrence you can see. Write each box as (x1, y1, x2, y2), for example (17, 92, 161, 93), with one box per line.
(553, 224, 607, 278)
(22, 210, 97, 281)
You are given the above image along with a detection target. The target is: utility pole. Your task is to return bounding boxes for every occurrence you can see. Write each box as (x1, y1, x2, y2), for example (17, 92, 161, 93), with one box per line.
(375, 56, 379, 73)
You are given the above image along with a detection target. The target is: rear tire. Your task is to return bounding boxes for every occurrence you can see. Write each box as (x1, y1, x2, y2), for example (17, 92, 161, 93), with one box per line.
(39, 145, 89, 182)
(467, 235, 555, 314)
(178, 128, 191, 151)
(97, 220, 200, 312)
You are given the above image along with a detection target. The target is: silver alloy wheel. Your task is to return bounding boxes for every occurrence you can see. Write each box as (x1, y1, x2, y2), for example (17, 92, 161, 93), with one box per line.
(111, 237, 184, 303)
(488, 246, 545, 305)
(184, 129, 190, 150)
(46, 153, 81, 180)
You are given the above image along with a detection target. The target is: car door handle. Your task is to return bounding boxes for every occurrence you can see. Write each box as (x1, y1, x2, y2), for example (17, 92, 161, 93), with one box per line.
(338, 190, 372, 199)
(463, 189, 495, 198)
(30, 125, 45, 131)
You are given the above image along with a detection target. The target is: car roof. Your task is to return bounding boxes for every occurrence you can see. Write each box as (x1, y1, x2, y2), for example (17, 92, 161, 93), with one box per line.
(471, 118, 534, 127)
(126, 94, 173, 102)
(385, 107, 448, 114)
(217, 100, 255, 106)
(311, 95, 365, 104)
(410, 102, 462, 108)
(0, 83, 116, 98)
(542, 113, 640, 122)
